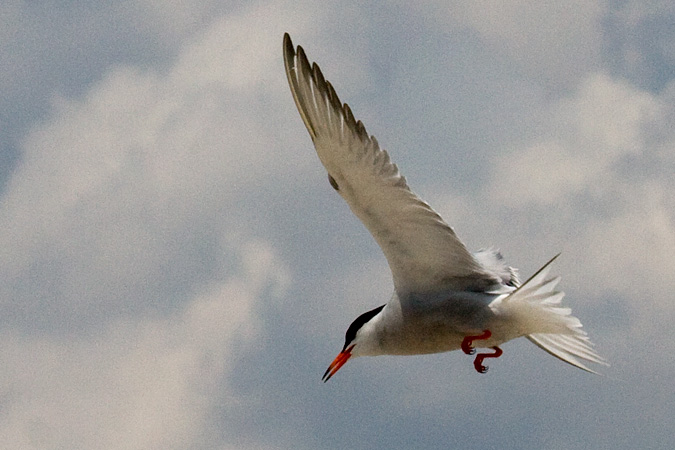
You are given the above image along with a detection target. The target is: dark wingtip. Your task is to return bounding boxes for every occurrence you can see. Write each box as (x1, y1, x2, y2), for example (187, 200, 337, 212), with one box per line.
(283, 33, 293, 54)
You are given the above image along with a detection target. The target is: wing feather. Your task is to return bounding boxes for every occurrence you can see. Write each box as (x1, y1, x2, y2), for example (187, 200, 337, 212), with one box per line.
(283, 34, 500, 293)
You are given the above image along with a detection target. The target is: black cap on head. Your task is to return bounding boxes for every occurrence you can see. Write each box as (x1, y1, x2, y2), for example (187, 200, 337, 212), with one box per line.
(342, 304, 385, 351)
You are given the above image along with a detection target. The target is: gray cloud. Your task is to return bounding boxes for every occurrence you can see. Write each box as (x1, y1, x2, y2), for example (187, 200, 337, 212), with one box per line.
(604, 0, 675, 91)
(1, 1, 674, 449)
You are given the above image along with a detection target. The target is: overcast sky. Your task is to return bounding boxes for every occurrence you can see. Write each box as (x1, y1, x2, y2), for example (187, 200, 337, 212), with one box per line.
(1, 1, 674, 449)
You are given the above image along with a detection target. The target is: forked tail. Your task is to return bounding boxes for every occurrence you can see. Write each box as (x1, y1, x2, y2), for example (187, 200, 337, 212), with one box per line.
(505, 254, 609, 374)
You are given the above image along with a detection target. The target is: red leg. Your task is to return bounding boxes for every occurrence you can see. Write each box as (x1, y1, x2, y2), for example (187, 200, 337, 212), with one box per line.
(461, 329, 492, 355)
(473, 346, 503, 373)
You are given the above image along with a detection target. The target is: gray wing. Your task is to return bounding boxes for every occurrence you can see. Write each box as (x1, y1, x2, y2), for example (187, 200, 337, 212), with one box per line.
(283, 34, 501, 294)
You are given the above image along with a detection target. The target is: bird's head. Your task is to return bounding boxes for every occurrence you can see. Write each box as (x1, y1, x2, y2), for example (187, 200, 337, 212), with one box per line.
(322, 304, 385, 382)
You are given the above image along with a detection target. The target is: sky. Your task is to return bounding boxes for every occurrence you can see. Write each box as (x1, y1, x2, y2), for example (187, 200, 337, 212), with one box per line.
(1, 1, 674, 449)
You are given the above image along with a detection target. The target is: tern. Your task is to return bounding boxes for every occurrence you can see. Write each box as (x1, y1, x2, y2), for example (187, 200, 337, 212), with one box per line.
(282, 34, 607, 382)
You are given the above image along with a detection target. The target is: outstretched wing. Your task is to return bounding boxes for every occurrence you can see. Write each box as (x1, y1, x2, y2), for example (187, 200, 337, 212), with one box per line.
(283, 34, 500, 293)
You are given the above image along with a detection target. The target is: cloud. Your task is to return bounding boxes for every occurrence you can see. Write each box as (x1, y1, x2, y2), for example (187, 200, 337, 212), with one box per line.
(0, 240, 287, 449)
(485, 73, 675, 308)
(2, 1, 675, 449)
(399, 0, 606, 89)
(604, 0, 675, 91)
(491, 73, 666, 207)
(0, 3, 307, 333)
(0, 4, 295, 447)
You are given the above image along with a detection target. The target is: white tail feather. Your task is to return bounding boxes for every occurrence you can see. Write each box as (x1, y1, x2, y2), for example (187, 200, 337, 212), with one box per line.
(526, 334, 607, 374)
(505, 254, 608, 373)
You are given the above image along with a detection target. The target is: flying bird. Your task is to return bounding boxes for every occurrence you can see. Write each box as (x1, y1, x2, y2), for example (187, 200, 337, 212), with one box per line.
(282, 33, 607, 382)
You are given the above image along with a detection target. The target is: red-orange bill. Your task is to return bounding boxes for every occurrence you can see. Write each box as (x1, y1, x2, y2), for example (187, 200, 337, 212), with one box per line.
(322, 345, 355, 382)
